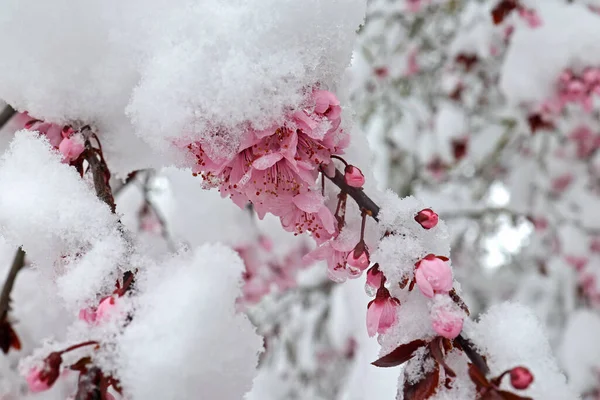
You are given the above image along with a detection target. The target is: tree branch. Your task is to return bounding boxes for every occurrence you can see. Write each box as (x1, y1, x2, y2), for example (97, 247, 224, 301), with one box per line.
(324, 167, 490, 376)
(0, 247, 25, 321)
(325, 169, 380, 221)
(0, 105, 16, 131)
(83, 134, 116, 213)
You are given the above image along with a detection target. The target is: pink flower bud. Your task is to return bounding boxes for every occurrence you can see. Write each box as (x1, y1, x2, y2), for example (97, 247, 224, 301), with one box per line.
(431, 308, 464, 339)
(415, 254, 453, 298)
(583, 68, 600, 85)
(26, 367, 52, 393)
(347, 241, 370, 271)
(344, 165, 365, 188)
(414, 208, 439, 229)
(366, 287, 400, 337)
(559, 70, 573, 85)
(347, 250, 369, 270)
(518, 8, 542, 28)
(78, 307, 97, 324)
(26, 352, 63, 393)
(567, 80, 585, 97)
(58, 135, 84, 163)
(96, 296, 118, 322)
(510, 366, 534, 390)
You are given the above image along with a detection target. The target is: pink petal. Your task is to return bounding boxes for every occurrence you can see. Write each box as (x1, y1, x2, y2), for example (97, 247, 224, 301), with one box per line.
(292, 192, 324, 213)
(318, 206, 336, 234)
(415, 268, 434, 298)
(252, 153, 284, 170)
(366, 302, 384, 337)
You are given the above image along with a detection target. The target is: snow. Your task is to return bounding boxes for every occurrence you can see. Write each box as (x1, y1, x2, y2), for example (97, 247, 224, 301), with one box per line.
(0, 131, 120, 267)
(115, 244, 263, 400)
(559, 310, 600, 394)
(469, 302, 578, 400)
(0, 0, 366, 175)
(501, 2, 600, 106)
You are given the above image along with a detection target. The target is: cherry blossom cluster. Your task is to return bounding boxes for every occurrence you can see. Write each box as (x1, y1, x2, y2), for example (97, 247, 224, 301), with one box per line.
(537, 67, 600, 119)
(21, 115, 85, 163)
(187, 89, 348, 244)
(235, 234, 310, 304)
(365, 209, 464, 340)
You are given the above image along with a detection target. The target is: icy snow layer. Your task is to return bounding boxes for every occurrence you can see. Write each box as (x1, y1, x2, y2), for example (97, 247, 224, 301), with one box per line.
(501, 1, 600, 106)
(116, 244, 263, 400)
(0, 0, 366, 174)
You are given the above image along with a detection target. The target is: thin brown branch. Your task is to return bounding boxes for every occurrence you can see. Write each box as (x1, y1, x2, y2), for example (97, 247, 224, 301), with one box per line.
(0, 105, 16, 131)
(324, 168, 380, 221)
(82, 135, 116, 213)
(0, 247, 25, 321)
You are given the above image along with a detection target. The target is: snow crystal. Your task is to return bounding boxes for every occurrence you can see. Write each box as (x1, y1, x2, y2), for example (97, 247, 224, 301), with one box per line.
(115, 244, 262, 400)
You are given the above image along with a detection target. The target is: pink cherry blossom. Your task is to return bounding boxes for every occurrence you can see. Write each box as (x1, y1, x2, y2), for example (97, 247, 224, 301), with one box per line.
(365, 264, 383, 296)
(346, 247, 369, 271)
(510, 366, 534, 390)
(344, 165, 365, 188)
(414, 254, 453, 298)
(96, 296, 118, 322)
(569, 125, 600, 158)
(78, 307, 97, 324)
(26, 367, 51, 393)
(58, 135, 85, 163)
(518, 8, 542, 28)
(564, 255, 588, 271)
(431, 308, 463, 339)
(590, 237, 600, 253)
(313, 89, 342, 122)
(551, 174, 573, 193)
(305, 237, 358, 282)
(366, 287, 400, 337)
(414, 208, 438, 229)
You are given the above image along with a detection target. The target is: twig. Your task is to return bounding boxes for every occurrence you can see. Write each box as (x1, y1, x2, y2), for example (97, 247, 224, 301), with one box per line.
(0, 105, 16, 131)
(323, 166, 490, 375)
(82, 134, 116, 213)
(0, 248, 25, 321)
(140, 171, 177, 252)
(324, 169, 380, 221)
(113, 170, 142, 197)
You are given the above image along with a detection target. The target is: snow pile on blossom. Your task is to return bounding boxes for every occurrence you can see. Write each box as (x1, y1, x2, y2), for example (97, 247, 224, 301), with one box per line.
(116, 244, 262, 399)
(0, 0, 365, 174)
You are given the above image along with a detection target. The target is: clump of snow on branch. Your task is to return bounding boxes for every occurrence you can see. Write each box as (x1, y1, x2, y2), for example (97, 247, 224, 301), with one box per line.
(115, 244, 262, 399)
(0, 0, 366, 173)
(469, 302, 577, 399)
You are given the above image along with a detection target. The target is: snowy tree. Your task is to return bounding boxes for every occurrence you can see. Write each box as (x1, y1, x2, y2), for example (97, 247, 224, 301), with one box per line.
(0, 0, 588, 399)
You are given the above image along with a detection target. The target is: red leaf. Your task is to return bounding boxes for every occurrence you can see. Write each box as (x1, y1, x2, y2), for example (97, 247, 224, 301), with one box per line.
(498, 390, 533, 400)
(491, 0, 518, 25)
(527, 113, 554, 133)
(372, 339, 427, 368)
(468, 363, 491, 389)
(403, 363, 440, 400)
